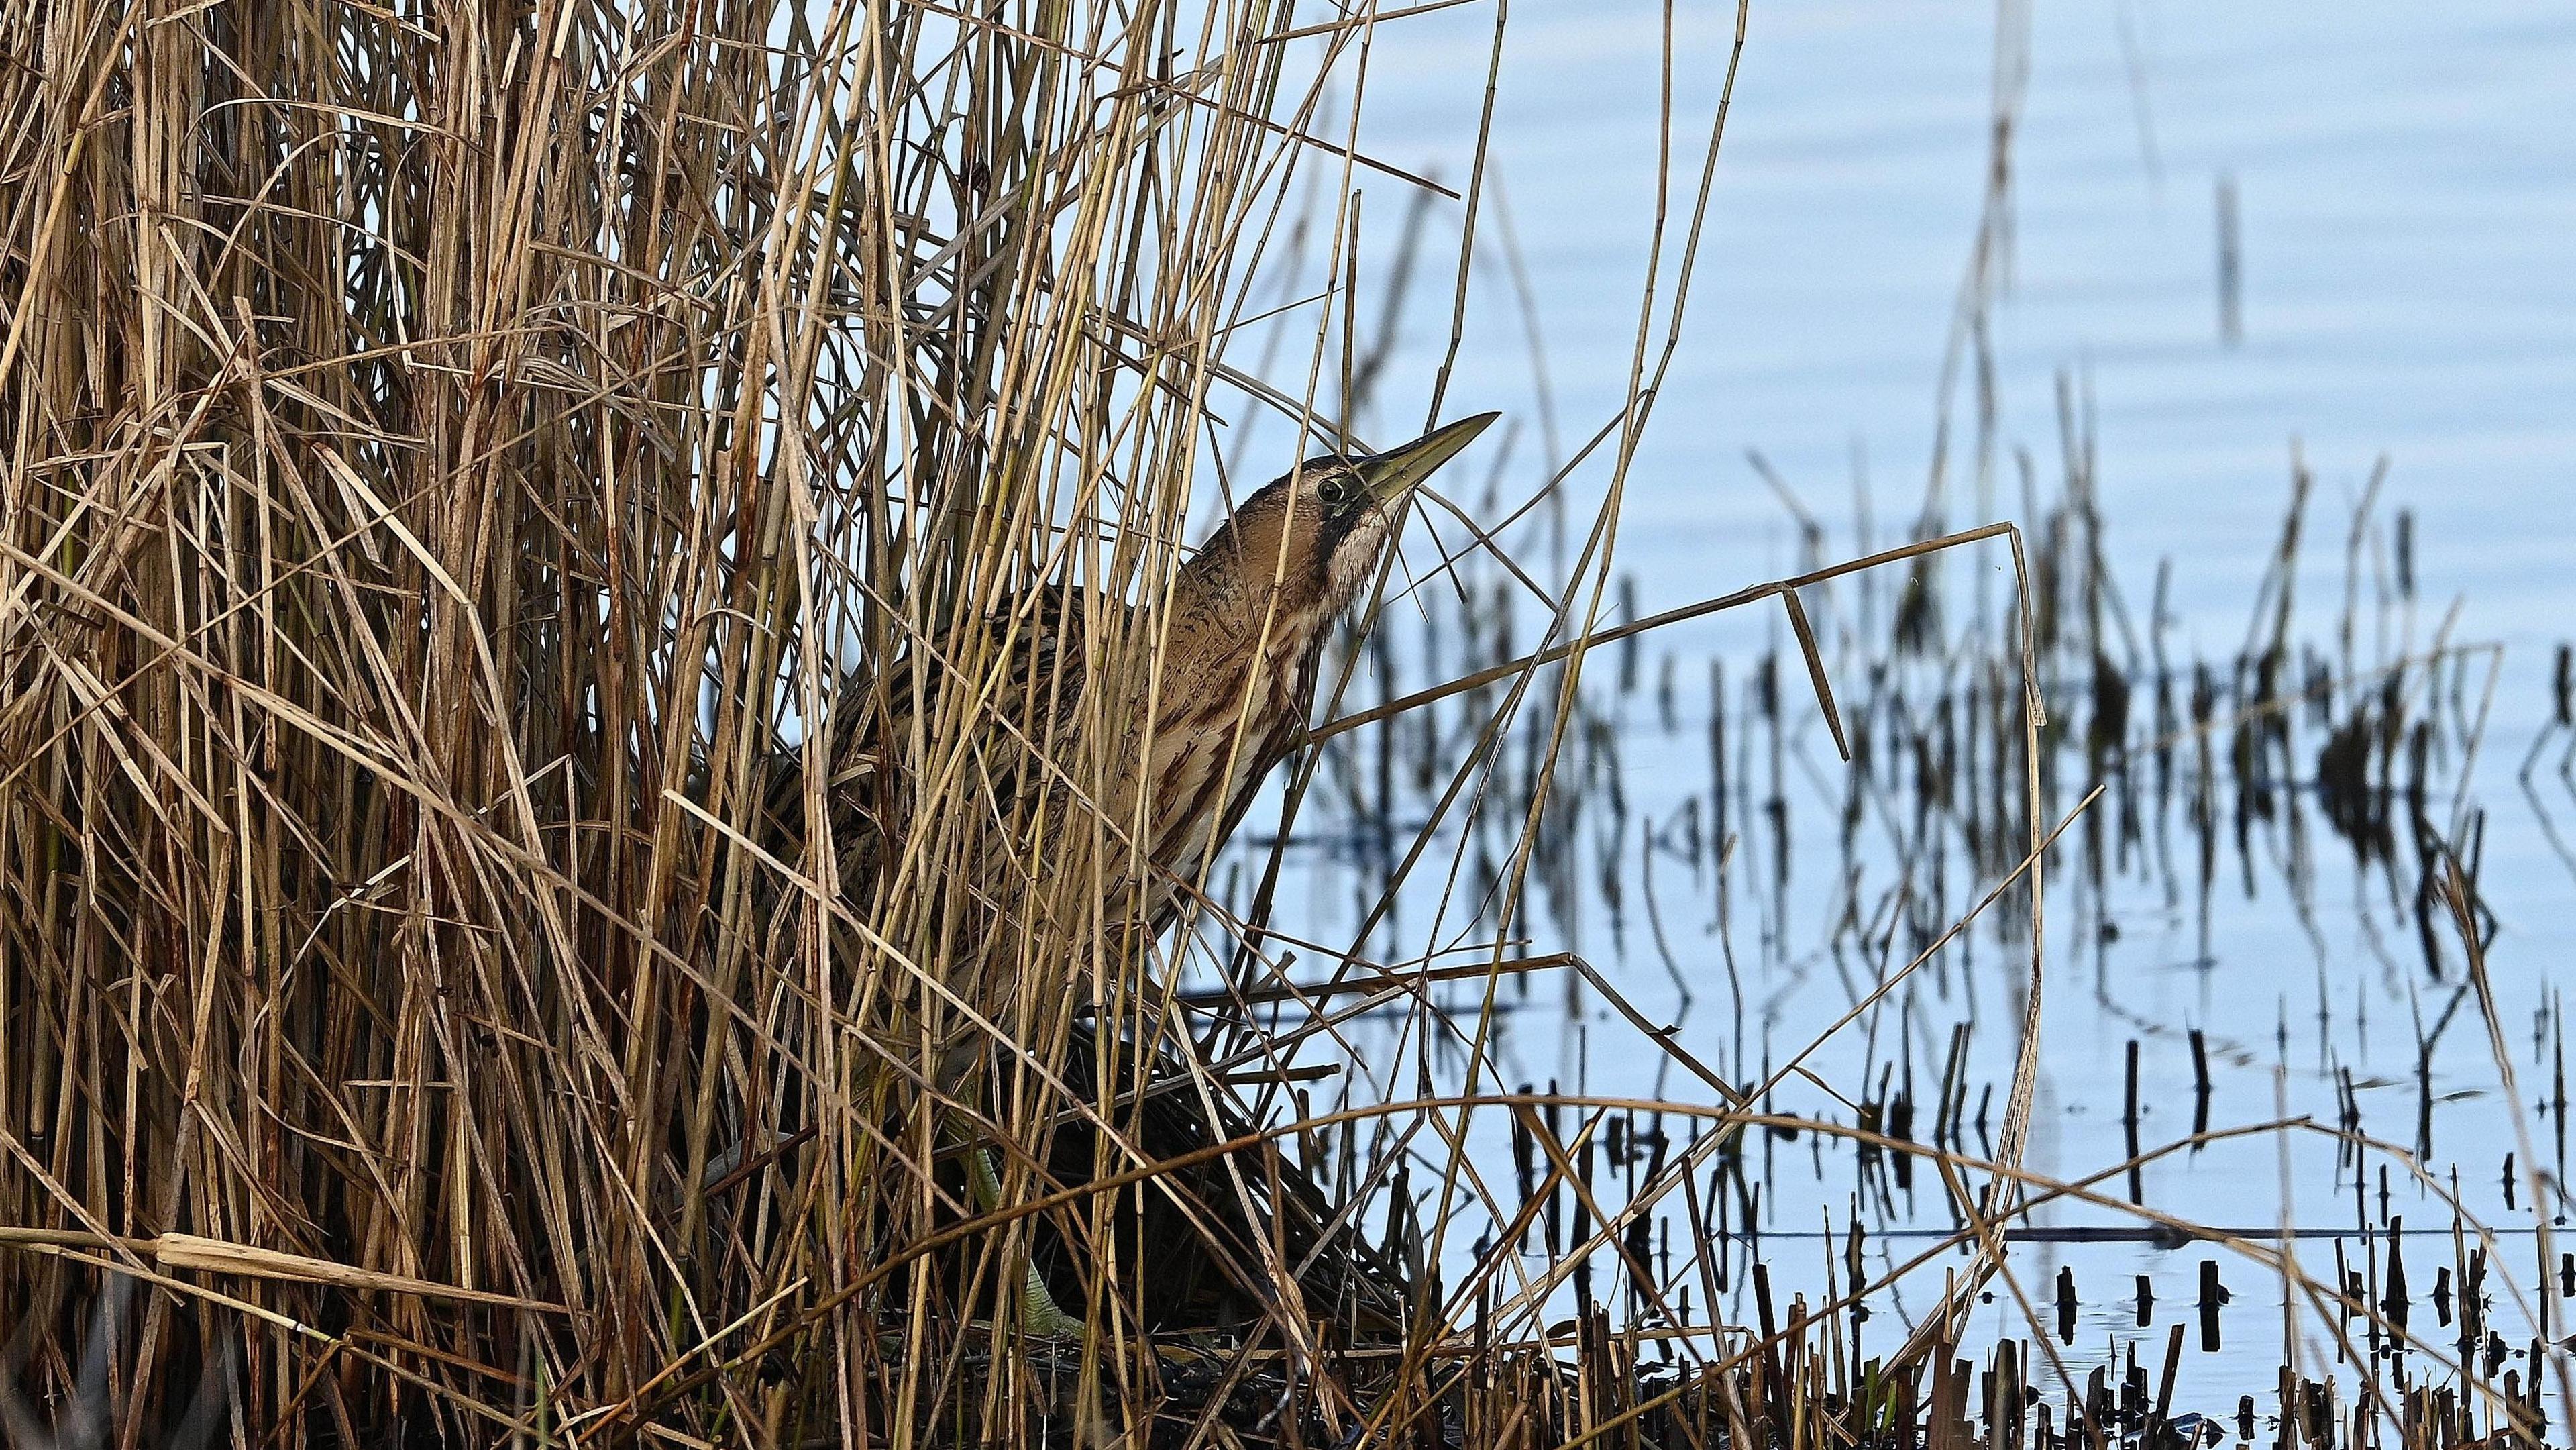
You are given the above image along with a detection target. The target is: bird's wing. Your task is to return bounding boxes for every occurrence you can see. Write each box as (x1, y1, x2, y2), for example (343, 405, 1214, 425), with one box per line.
(758, 585, 1098, 878)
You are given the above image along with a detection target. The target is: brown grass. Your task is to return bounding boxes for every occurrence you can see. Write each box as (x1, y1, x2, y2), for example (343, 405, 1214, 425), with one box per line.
(5, 2, 2554, 1448)
(1, 0, 1453, 1438)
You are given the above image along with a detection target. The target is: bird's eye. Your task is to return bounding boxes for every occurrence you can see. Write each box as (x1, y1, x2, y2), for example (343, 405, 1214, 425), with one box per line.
(1316, 474, 1359, 513)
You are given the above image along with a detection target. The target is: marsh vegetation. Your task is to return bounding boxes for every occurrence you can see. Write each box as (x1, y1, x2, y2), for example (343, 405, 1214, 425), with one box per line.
(3, 1, 2571, 1447)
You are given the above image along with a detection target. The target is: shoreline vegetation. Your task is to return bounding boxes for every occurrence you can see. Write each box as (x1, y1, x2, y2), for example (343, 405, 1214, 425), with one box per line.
(3, 2, 2571, 1447)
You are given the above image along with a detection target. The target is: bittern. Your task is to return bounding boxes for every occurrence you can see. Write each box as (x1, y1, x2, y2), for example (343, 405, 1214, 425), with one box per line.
(755, 411, 1499, 1335)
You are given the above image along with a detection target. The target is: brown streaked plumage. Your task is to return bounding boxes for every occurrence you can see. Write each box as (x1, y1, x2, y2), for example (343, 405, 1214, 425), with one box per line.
(769, 411, 1499, 954)
(749, 411, 1496, 1335)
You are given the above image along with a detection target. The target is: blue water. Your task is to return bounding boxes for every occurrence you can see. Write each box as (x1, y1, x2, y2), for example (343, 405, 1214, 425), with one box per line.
(1345, 0, 2574, 646)
(1193, 0, 2576, 1412)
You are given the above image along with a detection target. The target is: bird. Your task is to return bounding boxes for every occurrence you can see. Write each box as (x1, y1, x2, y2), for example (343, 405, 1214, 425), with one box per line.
(742, 411, 1499, 1337)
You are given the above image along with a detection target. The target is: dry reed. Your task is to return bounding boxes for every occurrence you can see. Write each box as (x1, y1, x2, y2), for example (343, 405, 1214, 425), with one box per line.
(5, 2, 2560, 1449)
(0, 0, 1488, 1439)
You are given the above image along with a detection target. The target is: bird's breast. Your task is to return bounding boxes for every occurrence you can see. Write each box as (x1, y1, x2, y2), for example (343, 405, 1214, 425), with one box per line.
(1130, 641, 1307, 878)
(1142, 696, 1264, 860)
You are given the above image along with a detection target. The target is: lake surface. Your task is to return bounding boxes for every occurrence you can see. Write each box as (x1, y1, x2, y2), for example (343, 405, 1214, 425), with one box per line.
(1190, 0, 2576, 1412)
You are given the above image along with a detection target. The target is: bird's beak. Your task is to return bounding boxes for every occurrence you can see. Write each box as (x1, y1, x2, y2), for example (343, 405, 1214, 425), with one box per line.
(1356, 411, 1499, 503)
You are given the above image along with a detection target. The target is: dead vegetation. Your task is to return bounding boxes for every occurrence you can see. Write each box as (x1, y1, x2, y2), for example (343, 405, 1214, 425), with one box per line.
(3, 1, 2571, 1448)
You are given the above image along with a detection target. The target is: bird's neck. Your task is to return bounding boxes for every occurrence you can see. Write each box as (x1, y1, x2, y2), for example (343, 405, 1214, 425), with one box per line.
(1172, 545, 1343, 678)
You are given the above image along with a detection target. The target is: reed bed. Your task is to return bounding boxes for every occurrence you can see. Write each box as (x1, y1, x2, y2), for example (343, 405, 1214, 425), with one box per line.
(5, 1, 2572, 1448)
(1, 0, 1700, 1439)
(0, 0, 1450, 1438)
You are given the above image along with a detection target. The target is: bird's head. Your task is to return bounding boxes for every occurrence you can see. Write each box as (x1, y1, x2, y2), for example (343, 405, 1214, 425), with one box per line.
(1187, 411, 1499, 625)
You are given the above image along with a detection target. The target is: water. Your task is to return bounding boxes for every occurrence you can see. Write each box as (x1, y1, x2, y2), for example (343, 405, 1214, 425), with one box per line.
(1189, 0, 2576, 1414)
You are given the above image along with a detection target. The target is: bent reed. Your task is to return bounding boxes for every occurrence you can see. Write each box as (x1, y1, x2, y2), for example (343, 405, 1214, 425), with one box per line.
(24, 5, 2496, 1450)
(1, 0, 1483, 1441)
